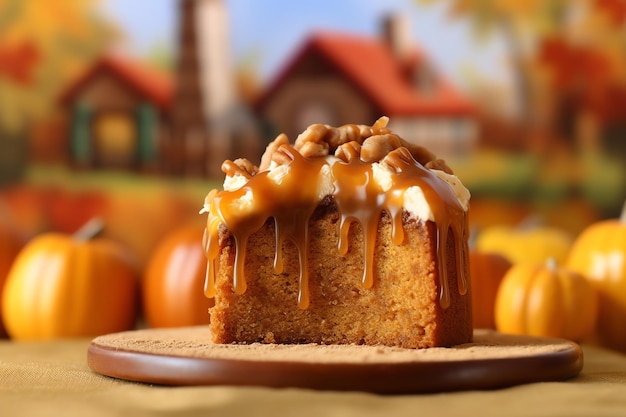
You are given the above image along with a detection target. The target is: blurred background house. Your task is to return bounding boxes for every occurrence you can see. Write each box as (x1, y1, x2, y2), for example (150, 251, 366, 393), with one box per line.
(22, 0, 482, 179)
(59, 54, 172, 171)
(56, 0, 263, 178)
(256, 14, 477, 158)
(51, 0, 480, 178)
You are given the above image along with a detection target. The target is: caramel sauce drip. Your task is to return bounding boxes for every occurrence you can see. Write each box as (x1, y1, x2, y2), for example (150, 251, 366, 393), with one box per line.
(380, 148, 468, 308)
(205, 146, 327, 309)
(332, 160, 399, 289)
(204, 146, 467, 310)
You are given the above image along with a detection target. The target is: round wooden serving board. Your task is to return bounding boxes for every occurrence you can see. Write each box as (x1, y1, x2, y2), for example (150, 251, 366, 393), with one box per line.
(88, 327, 583, 394)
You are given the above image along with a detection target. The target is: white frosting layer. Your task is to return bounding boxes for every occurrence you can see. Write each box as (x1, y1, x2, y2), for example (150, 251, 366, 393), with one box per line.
(223, 173, 249, 192)
(267, 163, 289, 186)
(371, 162, 470, 221)
(317, 163, 335, 200)
(220, 158, 470, 221)
(432, 169, 471, 212)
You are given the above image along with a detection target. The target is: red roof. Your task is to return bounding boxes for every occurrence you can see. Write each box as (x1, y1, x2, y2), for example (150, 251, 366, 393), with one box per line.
(59, 54, 173, 111)
(257, 31, 475, 116)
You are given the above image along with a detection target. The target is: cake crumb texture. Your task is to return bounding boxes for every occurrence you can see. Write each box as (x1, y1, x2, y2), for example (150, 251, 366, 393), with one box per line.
(209, 199, 471, 348)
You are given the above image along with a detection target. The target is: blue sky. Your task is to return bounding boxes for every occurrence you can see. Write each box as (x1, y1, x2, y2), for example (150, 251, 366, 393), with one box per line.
(101, 0, 507, 87)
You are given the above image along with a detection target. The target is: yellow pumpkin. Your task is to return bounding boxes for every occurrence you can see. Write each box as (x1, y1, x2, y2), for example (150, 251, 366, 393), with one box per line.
(476, 224, 573, 265)
(469, 251, 512, 329)
(143, 225, 213, 328)
(566, 202, 626, 351)
(495, 259, 598, 341)
(1, 222, 138, 340)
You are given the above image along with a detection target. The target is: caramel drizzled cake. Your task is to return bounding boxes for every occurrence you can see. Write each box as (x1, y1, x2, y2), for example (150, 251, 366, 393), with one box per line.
(201, 117, 471, 348)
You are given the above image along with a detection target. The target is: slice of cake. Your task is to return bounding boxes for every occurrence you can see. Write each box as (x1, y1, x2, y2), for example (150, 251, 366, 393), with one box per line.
(200, 117, 471, 348)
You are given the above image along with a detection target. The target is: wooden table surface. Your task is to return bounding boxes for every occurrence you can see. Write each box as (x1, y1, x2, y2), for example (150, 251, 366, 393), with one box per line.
(2, 336, 626, 417)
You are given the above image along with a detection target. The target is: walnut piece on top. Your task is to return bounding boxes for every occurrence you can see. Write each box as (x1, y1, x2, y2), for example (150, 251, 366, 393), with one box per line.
(221, 117, 454, 177)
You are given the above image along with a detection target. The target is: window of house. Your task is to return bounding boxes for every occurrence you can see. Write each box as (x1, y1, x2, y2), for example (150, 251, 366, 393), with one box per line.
(94, 112, 136, 166)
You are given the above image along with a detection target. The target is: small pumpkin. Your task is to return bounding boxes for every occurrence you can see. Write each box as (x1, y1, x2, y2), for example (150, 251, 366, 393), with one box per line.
(1, 219, 138, 340)
(495, 259, 598, 341)
(476, 224, 573, 265)
(143, 225, 213, 328)
(566, 202, 626, 351)
(469, 251, 512, 329)
(0, 222, 26, 338)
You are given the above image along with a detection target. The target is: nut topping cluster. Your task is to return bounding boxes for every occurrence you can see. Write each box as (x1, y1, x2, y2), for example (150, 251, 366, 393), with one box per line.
(221, 117, 453, 177)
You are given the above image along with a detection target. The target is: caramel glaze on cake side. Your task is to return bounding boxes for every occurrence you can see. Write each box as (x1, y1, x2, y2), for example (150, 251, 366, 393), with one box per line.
(201, 117, 472, 348)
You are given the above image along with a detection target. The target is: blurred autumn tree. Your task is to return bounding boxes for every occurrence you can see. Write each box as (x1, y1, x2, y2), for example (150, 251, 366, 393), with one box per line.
(421, 0, 626, 216)
(426, 0, 626, 157)
(0, 0, 117, 183)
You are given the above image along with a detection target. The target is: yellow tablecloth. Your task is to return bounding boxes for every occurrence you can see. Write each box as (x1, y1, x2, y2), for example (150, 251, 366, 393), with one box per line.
(2, 338, 626, 417)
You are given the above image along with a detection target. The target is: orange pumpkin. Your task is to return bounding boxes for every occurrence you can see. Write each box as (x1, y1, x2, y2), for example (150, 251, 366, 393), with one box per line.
(0, 223, 26, 338)
(1, 220, 138, 340)
(143, 225, 213, 328)
(469, 251, 511, 329)
(566, 202, 626, 351)
(495, 259, 598, 341)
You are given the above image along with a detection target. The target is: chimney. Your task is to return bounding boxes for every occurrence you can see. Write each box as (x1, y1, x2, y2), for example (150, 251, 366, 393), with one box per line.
(194, 0, 236, 128)
(382, 13, 436, 95)
(382, 14, 412, 61)
(168, 0, 237, 176)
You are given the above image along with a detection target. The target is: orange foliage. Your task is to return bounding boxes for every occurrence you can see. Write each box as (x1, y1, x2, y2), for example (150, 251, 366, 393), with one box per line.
(0, 0, 116, 131)
(0, 41, 39, 85)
